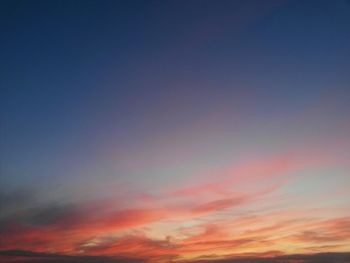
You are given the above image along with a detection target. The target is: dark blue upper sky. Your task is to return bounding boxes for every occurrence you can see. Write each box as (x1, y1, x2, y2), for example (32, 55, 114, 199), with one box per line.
(1, 0, 350, 195)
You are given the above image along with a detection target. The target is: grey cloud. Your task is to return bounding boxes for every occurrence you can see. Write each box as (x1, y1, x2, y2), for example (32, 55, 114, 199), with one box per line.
(2, 250, 349, 263)
(0, 250, 146, 263)
(191, 252, 350, 263)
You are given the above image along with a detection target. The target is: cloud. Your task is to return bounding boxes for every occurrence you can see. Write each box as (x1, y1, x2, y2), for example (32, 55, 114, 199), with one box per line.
(189, 252, 350, 263)
(0, 250, 145, 263)
(191, 197, 247, 215)
(169, 152, 322, 199)
(0, 190, 36, 217)
(0, 152, 345, 260)
(288, 217, 350, 245)
(79, 231, 254, 261)
(2, 250, 350, 263)
(294, 230, 344, 243)
(80, 233, 179, 258)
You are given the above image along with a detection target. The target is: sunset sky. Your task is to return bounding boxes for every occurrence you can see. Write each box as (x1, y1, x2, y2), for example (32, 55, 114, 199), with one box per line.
(1, 0, 350, 262)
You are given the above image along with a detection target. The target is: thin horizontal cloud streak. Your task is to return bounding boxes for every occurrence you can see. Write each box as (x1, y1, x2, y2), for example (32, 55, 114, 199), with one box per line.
(2, 250, 350, 263)
(0, 250, 145, 263)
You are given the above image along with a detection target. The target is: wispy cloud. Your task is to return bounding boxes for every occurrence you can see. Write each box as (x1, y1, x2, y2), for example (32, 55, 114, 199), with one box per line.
(0, 152, 348, 261)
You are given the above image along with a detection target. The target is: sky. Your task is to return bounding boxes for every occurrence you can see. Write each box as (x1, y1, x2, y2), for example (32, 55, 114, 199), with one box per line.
(0, 0, 350, 262)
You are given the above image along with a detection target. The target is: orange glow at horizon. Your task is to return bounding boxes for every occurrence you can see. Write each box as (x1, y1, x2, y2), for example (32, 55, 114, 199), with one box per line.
(1, 151, 349, 262)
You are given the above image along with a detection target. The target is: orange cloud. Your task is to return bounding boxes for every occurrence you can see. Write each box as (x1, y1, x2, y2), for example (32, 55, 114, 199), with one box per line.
(0, 151, 345, 262)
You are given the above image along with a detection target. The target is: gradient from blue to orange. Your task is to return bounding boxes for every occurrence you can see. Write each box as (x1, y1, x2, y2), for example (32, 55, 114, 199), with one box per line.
(1, 0, 350, 262)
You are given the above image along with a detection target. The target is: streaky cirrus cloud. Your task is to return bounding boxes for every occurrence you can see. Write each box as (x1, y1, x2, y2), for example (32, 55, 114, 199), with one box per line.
(0, 151, 348, 261)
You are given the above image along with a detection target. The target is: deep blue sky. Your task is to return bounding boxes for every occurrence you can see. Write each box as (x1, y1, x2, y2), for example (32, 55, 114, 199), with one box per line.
(1, 0, 350, 217)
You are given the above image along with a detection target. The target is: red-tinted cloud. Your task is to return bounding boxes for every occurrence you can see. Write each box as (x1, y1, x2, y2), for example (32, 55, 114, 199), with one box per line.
(1, 152, 346, 261)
